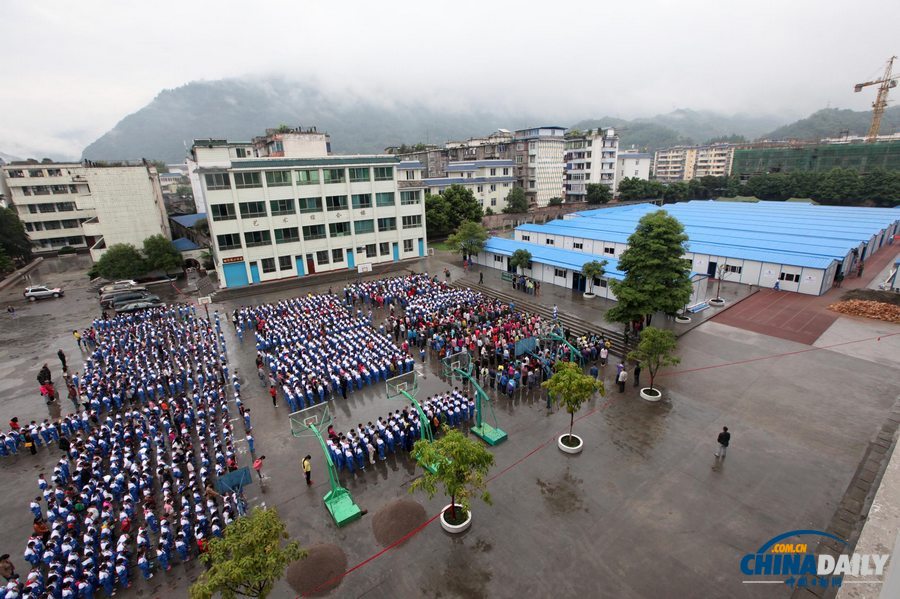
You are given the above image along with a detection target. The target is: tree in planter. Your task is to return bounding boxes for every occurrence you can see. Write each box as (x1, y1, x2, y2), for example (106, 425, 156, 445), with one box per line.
(581, 260, 607, 295)
(409, 426, 494, 523)
(627, 326, 679, 394)
(446, 221, 489, 261)
(190, 507, 304, 599)
(541, 361, 604, 446)
(143, 234, 183, 277)
(502, 187, 529, 214)
(714, 260, 728, 301)
(606, 210, 692, 326)
(509, 249, 532, 274)
(95, 244, 149, 280)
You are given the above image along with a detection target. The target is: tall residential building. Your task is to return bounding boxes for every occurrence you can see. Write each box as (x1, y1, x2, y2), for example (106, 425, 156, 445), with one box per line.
(616, 151, 652, 187)
(0, 161, 170, 259)
(192, 132, 426, 289)
(514, 126, 566, 207)
(422, 160, 516, 212)
(395, 148, 449, 178)
(445, 130, 514, 162)
(652, 144, 735, 182)
(564, 128, 619, 201)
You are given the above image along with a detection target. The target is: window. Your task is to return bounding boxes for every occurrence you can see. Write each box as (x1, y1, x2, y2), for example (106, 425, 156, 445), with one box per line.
(521, 235, 530, 242)
(379, 242, 390, 256)
(329, 222, 351, 237)
(38, 204, 56, 213)
(365, 244, 377, 258)
(348, 167, 370, 183)
(50, 185, 69, 194)
(27, 205, 38, 214)
(269, 199, 295, 215)
(378, 217, 396, 232)
(55, 201, 76, 211)
(302, 225, 326, 241)
(235, 148, 247, 158)
(779, 272, 799, 282)
(316, 250, 330, 265)
(724, 264, 743, 274)
(402, 215, 422, 229)
(61, 219, 79, 229)
(405, 170, 415, 180)
(490, 184, 496, 192)
(494, 255, 504, 263)
(490, 198, 497, 207)
(43, 221, 62, 230)
(573, 242, 583, 250)
(516, 143, 524, 150)
(261, 258, 276, 274)
(400, 190, 420, 205)
(489, 168, 496, 176)
(516, 156, 523, 164)
(326, 195, 348, 211)
(529, 181, 536, 189)
(545, 239, 554, 245)
(375, 192, 395, 207)
(331, 248, 344, 262)
(477, 186, 483, 193)
(554, 268, 566, 278)
(503, 168, 509, 175)
(352, 194, 372, 209)
(244, 231, 271, 247)
(217, 233, 241, 250)
(354, 219, 375, 235)
(234, 172, 262, 188)
(274, 227, 300, 244)
(604, 247, 615, 255)
(297, 197, 322, 213)
(374, 167, 393, 181)
(202, 173, 233, 192)
(278, 256, 293, 271)
(239, 201, 266, 219)
(29, 169, 44, 177)
(323, 168, 345, 184)
(598, 278, 608, 288)
(265, 171, 291, 187)
(297, 169, 319, 185)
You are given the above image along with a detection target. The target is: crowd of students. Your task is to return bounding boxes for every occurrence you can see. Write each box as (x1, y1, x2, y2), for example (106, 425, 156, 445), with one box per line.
(2, 307, 247, 598)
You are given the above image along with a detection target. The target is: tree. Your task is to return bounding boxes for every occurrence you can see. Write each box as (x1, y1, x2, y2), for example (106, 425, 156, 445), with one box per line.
(143, 234, 183, 276)
(627, 326, 680, 393)
(190, 507, 304, 599)
(606, 210, 692, 325)
(94, 244, 148, 280)
(176, 184, 194, 197)
(446, 221, 489, 258)
(581, 260, 607, 295)
(541, 361, 604, 444)
(409, 426, 494, 522)
(150, 160, 168, 173)
(813, 168, 860, 205)
(0, 207, 33, 264)
(746, 173, 792, 201)
(509, 249, 532, 273)
(617, 178, 649, 201)
(0, 247, 14, 275)
(502, 187, 529, 213)
(424, 192, 453, 238)
(860, 168, 900, 207)
(662, 182, 689, 203)
(425, 185, 482, 238)
(585, 183, 612, 205)
(548, 197, 564, 206)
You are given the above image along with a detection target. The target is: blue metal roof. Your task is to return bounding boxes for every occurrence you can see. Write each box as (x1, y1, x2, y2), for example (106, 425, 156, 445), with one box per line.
(423, 177, 516, 187)
(170, 213, 207, 228)
(172, 237, 201, 252)
(483, 237, 626, 279)
(398, 161, 424, 170)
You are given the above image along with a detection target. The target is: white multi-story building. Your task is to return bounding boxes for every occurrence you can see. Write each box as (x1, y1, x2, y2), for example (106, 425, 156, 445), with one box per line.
(653, 144, 735, 182)
(616, 151, 652, 187)
(0, 161, 170, 259)
(422, 160, 516, 212)
(513, 126, 566, 207)
(564, 128, 619, 201)
(192, 133, 427, 289)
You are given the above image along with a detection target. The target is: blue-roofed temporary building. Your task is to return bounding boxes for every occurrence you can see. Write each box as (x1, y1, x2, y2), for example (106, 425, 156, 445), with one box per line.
(517, 201, 900, 296)
(172, 237, 201, 252)
(170, 213, 207, 228)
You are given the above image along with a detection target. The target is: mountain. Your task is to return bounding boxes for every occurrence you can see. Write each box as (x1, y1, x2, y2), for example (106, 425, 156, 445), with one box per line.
(759, 106, 900, 141)
(82, 78, 534, 163)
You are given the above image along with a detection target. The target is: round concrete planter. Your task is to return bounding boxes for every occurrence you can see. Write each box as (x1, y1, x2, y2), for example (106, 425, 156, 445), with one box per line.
(640, 387, 663, 402)
(440, 504, 472, 533)
(557, 434, 584, 454)
(583, 292, 596, 299)
(709, 298, 726, 307)
(675, 315, 692, 324)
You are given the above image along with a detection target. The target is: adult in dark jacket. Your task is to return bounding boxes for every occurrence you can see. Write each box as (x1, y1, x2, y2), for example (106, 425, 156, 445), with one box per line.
(715, 426, 731, 459)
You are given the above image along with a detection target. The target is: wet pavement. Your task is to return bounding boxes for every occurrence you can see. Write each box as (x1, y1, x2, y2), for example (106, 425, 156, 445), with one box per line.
(0, 255, 899, 598)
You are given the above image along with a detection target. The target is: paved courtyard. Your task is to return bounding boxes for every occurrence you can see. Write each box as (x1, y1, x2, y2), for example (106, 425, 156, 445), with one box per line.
(1, 255, 898, 598)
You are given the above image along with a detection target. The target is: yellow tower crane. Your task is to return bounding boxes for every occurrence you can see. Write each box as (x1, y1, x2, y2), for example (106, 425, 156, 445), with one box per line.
(854, 56, 898, 142)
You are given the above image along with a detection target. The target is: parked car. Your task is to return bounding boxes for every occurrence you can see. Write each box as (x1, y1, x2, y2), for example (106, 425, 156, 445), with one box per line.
(115, 300, 164, 313)
(100, 288, 150, 308)
(112, 294, 160, 309)
(99, 280, 140, 295)
(24, 285, 64, 301)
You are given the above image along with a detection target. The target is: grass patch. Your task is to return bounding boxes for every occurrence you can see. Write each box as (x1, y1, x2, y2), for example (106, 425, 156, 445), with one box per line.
(429, 241, 452, 251)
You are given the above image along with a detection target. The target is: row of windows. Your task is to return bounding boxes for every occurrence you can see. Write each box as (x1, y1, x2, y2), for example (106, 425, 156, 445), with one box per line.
(209, 192, 420, 221)
(215, 218, 418, 250)
(5, 168, 65, 178)
(230, 238, 421, 274)
(24, 219, 85, 232)
(22, 202, 78, 214)
(205, 166, 395, 191)
(18, 184, 79, 196)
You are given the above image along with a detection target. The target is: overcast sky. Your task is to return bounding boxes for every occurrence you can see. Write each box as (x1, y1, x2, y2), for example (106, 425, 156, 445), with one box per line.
(2, 0, 897, 160)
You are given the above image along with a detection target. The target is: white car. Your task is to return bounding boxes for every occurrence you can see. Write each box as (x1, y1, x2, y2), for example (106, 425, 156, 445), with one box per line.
(24, 285, 64, 301)
(99, 280, 140, 294)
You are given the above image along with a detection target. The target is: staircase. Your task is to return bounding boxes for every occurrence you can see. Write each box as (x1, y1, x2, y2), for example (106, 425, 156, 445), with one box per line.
(449, 280, 631, 359)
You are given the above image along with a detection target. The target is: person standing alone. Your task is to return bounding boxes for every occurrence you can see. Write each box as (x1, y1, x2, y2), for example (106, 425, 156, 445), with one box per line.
(715, 426, 731, 459)
(617, 368, 627, 393)
(302, 455, 313, 486)
(57, 349, 67, 372)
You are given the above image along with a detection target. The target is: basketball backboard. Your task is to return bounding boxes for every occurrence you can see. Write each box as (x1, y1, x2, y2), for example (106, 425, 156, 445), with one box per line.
(442, 351, 472, 379)
(385, 370, 418, 400)
(289, 402, 334, 438)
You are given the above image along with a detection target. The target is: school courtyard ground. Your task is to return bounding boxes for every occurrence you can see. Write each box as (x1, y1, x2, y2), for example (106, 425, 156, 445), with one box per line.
(0, 247, 899, 598)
